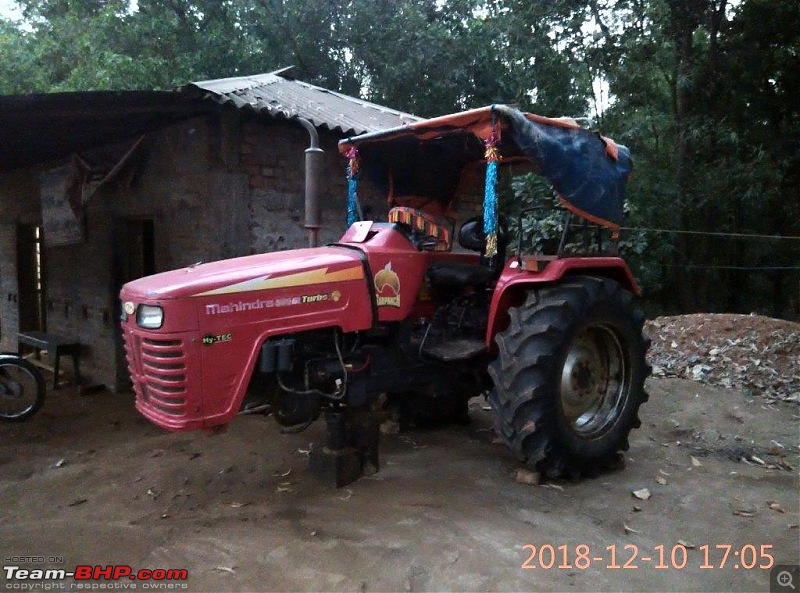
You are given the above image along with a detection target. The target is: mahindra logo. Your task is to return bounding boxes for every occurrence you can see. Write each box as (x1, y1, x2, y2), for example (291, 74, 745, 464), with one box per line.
(205, 297, 301, 315)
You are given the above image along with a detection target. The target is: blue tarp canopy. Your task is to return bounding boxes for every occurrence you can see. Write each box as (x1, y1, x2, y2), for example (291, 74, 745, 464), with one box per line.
(339, 105, 632, 231)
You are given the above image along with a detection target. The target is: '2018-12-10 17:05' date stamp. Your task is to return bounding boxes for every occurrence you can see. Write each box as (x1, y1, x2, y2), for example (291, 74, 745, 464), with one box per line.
(519, 543, 781, 571)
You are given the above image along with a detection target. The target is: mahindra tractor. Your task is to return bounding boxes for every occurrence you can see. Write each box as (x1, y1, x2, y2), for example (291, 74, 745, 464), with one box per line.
(120, 105, 650, 486)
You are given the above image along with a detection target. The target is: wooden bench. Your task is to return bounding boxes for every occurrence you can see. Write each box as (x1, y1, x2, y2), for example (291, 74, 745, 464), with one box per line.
(18, 331, 81, 390)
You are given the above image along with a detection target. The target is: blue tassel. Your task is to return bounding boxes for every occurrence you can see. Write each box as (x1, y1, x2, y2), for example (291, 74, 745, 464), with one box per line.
(346, 148, 359, 227)
(483, 160, 498, 257)
(347, 177, 358, 227)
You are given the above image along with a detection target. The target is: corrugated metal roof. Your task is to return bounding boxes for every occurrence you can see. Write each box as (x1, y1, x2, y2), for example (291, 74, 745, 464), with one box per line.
(184, 68, 421, 136)
(0, 69, 420, 170)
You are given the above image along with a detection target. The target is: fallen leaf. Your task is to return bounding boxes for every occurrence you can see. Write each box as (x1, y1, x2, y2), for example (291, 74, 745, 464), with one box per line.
(338, 488, 354, 501)
(767, 502, 785, 513)
(514, 468, 541, 486)
(677, 539, 695, 549)
(633, 505, 642, 512)
(624, 523, 641, 534)
(733, 508, 756, 517)
(659, 469, 671, 476)
(213, 567, 235, 574)
(541, 483, 564, 491)
(229, 502, 247, 508)
(54, 458, 67, 468)
(749, 455, 766, 466)
(690, 456, 702, 467)
(68, 498, 87, 507)
(655, 475, 668, 485)
(632, 488, 651, 500)
(276, 487, 294, 493)
(769, 441, 785, 455)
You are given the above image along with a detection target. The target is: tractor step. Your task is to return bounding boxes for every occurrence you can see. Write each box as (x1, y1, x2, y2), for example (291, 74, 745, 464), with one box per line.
(422, 338, 486, 362)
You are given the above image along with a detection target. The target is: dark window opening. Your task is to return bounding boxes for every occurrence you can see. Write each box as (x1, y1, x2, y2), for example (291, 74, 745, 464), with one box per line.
(17, 224, 46, 332)
(124, 219, 155, 280)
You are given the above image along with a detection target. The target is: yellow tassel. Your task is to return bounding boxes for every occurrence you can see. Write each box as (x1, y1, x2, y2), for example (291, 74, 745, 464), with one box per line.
(484, 146, 501, 162)
(485, 233, 498, 258)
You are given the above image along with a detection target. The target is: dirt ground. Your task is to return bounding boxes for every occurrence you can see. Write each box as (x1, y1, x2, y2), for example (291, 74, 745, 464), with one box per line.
(1, 318, 799, 593)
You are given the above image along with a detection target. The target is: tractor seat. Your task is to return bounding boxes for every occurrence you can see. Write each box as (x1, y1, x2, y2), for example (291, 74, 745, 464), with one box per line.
(427, 262, 494, 287)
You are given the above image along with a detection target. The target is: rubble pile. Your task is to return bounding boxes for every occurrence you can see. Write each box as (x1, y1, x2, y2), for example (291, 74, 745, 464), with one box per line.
(645, 314, 800, 403)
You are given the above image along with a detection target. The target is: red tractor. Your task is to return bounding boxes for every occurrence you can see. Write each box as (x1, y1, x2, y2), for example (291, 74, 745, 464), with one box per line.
(120, 105, 650, 486)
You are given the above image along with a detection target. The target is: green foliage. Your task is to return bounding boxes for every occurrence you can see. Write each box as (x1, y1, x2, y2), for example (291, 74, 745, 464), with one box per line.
(506, 172, 652, 288)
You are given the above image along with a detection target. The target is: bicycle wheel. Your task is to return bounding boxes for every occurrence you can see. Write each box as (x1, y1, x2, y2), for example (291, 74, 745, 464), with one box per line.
(0, 356, 46, 421)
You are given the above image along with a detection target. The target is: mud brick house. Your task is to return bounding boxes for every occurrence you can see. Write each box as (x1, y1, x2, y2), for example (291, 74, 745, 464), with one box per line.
(0, 68, 420, 390)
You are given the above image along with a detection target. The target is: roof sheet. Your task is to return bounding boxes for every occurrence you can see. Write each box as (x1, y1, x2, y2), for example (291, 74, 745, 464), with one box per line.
(0, 69, 421, 170)
(185, 69, 421, 136)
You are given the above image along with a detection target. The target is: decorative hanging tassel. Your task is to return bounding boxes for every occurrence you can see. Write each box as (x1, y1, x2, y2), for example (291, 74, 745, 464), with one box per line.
(483, 129, 501, 258)
(346, 147, 360, 227)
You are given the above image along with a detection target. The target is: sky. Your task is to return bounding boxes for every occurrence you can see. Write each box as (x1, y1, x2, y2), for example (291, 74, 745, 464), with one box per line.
(0, 0, 21, 20)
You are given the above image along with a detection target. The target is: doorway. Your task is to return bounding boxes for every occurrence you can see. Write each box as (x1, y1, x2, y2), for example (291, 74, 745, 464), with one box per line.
(16, 224, 46, 333)
(123, 219, 155, 281)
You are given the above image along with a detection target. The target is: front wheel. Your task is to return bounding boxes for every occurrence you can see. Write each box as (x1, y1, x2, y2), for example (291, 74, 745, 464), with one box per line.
(488, 276, 651, 477)
(0, 355, 46, 421)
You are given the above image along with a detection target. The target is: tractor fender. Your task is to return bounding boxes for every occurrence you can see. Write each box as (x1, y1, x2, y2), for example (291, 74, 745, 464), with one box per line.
(485, 257, 641, 348)
(200, 319, 356, 430)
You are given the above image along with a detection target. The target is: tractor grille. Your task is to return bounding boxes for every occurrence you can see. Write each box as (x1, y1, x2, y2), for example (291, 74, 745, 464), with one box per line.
(124, 334, 187, 417)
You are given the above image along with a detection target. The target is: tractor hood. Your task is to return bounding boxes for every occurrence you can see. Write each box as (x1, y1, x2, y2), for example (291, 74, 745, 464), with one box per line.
(121, 246, 364, 301)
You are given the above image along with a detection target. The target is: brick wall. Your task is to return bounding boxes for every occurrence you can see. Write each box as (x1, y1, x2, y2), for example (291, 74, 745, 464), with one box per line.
(0, 171, 41, 352)
(242, 119, 386, 253)
(0, 112, 390, 389)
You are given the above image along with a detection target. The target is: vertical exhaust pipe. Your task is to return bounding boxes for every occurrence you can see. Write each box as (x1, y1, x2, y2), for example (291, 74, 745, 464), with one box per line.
(297, 118, 324, 247)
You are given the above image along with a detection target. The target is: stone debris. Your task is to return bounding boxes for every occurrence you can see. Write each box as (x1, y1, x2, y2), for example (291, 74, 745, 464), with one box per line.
(645, 314, 799, 402)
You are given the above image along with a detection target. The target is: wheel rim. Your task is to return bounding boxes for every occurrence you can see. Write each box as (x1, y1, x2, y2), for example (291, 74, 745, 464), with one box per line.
(559, 325, 628, 438)
(0, 364, 39, 419)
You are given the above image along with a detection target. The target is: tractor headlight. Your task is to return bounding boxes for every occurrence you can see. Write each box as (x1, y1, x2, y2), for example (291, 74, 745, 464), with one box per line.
(121, 301, 135, 322)
(136, 305, 164, 329)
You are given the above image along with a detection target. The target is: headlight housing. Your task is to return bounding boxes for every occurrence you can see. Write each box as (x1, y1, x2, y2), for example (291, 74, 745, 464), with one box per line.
(136, 305, 164, 329)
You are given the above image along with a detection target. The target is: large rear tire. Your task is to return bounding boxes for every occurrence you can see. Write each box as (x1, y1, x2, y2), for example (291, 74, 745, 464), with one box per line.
(488, 276, 650, 477)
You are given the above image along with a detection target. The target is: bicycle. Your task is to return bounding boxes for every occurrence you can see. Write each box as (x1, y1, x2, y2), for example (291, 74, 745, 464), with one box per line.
(0, 353, 46, 421)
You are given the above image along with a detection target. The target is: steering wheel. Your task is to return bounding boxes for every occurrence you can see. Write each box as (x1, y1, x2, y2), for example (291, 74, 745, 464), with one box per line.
(388, 207, 451, 251)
